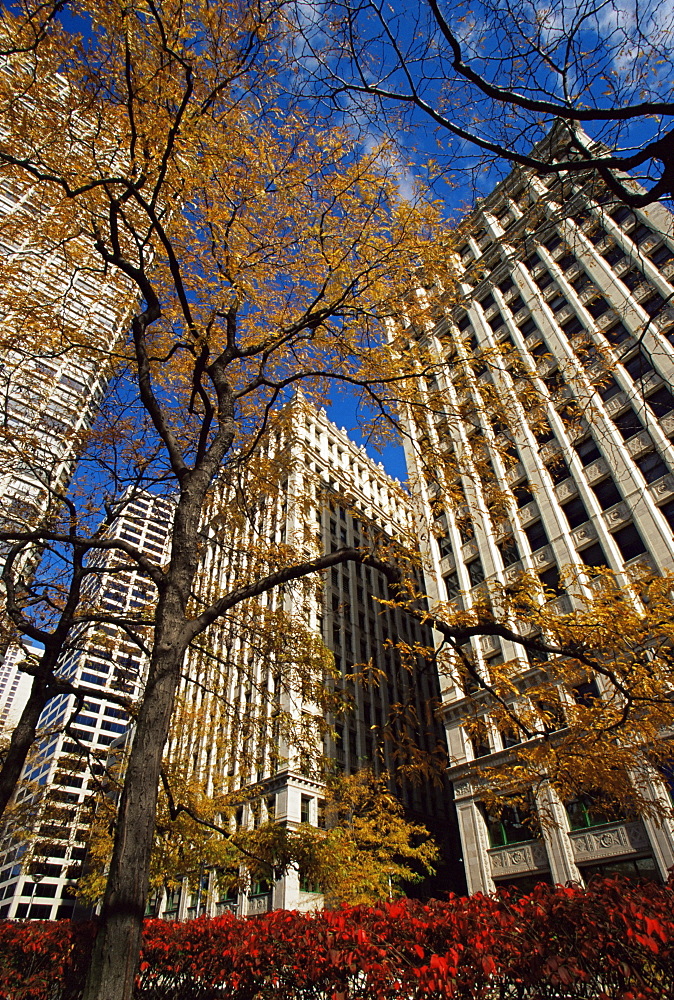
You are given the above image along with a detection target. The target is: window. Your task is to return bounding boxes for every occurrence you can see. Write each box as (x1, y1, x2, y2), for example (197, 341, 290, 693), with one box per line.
(300, 795, 312, 824)
(574, 436, 601, 466)
(580, 542, 608, 569)
(561, 316, 583, 339)
(635, 450, 669, 483)
(484, 800, 537, 848)
(547, 457, 570, 485)
(603, 321, 631, 346)
(602, 244, 626, 267)
(613, 407, 643, 440)
(544, 232, 562, 252)
(498, 536, 520, 567)
(587, 296, 611, 319)
(591, 477, 622, 510)
(572, 680, 600, 706)
(518, 317, 538, 338)
(443, 571, 460, 600)
(514, 482, 534, 507)
(612, 523, 647, 560)
(557, 253, 576, 271)
(524, 520, 549, 551)
(524, 251, 541, 270)
(467, 557, 485, 587)
(539, 564, 563, 594)
(561, 497, 589, 529)
(641, 292, 666, 317)
(566, 794, 619, 830)
(535, 270, 554, 290)
(548, 294, 567, 314)
(629, 223, 653, 247)
(647, 385, 674, 419)
(659, 500, 674, 532)
(596, 376, 622, 401)
(622, 348, 655, 381)
(649, 243, 674, 268)
(478, 292, 495, 311)
(469, 718, 491, 758)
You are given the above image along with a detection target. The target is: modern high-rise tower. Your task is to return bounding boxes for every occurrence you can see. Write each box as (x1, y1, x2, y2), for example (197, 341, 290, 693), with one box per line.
(0, 493, 174, 920)
(402, 128, 674, 893)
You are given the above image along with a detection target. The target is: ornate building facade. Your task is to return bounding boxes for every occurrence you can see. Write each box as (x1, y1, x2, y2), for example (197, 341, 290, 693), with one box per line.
(402, 131, 674, 893)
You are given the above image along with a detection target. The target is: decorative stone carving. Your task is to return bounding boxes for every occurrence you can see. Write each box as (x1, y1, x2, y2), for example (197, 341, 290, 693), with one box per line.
(248, 893, 272, 914)
(626, 431, 653, 456)
(518, 500, 539, 525)
(649, 474, 674, 499)
(452, 780, 473, 798)
(504, 562, 524, 583)
(604, 392, 628, 417)
(570, 820, 651, 862)
(533, 545, 554, 566)
(660, 414, 674, 438)
(540, 440, 562, 462)
(481, 634, 501, 654)
(506, 462, 526, 485)
(489, 839, 550, 875)
(584, 457, 608, 483)
(604, 502, 630, 525)
(554, 479, 578, 502)
(462, 540, 479, 561)
(572, 522, 597, 546)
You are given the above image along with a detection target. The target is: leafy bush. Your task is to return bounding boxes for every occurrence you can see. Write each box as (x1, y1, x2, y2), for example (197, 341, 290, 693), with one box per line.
(0, 878, 672, 999)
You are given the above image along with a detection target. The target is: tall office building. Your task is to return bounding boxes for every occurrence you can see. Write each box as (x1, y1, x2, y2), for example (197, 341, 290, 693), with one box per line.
(0, 642, 42, 732)
(0, 493, 174, 919)
(401, 127, 674, 893)
(157, 395, 455, 919)
(0, 62, 134, 543)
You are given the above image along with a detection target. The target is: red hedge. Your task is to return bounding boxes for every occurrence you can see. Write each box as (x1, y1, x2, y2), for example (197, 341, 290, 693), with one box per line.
(1, 878, 673, 999)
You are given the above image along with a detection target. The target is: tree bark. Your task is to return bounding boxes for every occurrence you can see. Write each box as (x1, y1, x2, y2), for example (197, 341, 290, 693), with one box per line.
(81, 591, 189, 1000)
(0, 672, 51, 818)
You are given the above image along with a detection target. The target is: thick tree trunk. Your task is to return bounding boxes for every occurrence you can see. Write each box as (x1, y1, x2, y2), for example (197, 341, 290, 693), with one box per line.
(0, 673, 51, 818)
(81, 609, 188, 1000)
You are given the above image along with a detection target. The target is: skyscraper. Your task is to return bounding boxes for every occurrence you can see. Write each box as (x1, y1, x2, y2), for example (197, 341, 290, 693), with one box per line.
(0, 63, 134, 544)
(0, 493, 173, 920)
(402, 128, 674, 893)
(157, 394, 454, 918)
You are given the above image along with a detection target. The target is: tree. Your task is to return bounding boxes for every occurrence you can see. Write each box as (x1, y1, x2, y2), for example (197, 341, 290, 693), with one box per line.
(299, 0, 674, 205)
(0, 3, 462, 997)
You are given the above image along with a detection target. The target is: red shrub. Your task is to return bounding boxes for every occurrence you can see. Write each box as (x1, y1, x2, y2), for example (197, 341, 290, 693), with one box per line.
(0, 878, 672, 999)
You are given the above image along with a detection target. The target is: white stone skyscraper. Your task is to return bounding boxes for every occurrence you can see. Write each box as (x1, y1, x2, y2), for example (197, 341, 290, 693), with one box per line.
(402, 129, 674, 893)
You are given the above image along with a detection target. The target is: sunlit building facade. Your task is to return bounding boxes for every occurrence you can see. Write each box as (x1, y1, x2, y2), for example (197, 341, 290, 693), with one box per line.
(403, 131, 674, 892)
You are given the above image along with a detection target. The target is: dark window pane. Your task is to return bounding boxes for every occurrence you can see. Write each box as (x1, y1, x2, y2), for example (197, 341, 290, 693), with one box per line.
(562, 497, 589, 529)
(539, 565, 563, 594)
(580, 542, 608, 568)
(467, 558, 485, 587)
(597, 377, 621, 401)
(498, 537, 520, 567)
(514, 482, 534, 507)
(524, 520, 549, 551)
(630, 223, 653, 246)
(635, 450, 669, 483)
(612, 523, 647, 560)
(561, 316, 583, 339)
(443, 572, 460, 600)
(587, 296, 611, 318)
(519, 317, 538, 338)
(649, 243, 674, 268)
(613, 407, 643, 440)
(659, 500, 674, 532)
(603, 321, 631, 346)
(647, 386, 674, 418)
(591, 478, 622, 510)
(642, 293, 666, 317)
(622, 349, 654, 381)
(547, 457, 570, 485)
(575, 436, 601, 465)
